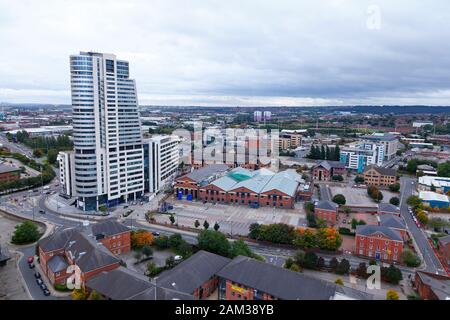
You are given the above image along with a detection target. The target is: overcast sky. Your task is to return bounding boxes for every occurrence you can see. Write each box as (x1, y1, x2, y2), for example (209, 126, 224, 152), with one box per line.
(1, 0, 450, 106)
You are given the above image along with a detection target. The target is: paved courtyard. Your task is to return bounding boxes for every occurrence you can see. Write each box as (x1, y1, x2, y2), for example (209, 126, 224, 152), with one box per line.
(329, 186, 399, 208)
(154, 197, 307, 236)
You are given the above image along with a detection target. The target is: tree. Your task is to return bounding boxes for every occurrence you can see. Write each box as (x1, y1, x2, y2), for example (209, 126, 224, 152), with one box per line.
(389, 183, 400, 193)
(290, 264, 301, 272)
(11, 221, 40, 244)
(176, 241, 193, 258)
(335, 278, 344, 286)
(168, 234, 183, 249)
(351, 219, 366, 230)
(316, 228, 342, 251)
(293, 228, 317, 249)
(71, 289, 88, 300)
(141, 246, 153, 258)
(334, 144, 341, 161)
(47, 148, 58, 165)
(406, 159, 419, 173)
(329, 257, 339, 272)
(407, 195, 422, 208)
(131, 230, 154, 249)
(134, 250, 142, 262)
(389, 197, 400, 206)
(386, 290, 400, 300)
(437, 161, 450, 177)
(169, 215, 175, 225)
(317, 257, 325, 269)
(203, 220, 210, 230)
(332, 194, 346, 205)
(197, 230, 231, 257)
(400, 249, 421, 267)
(147, 262, 159, 277)
(230, 240, 259, 259)
(416, 210, 429, 224)
(284, 258, 294, 269)
(33, 148, 44, 158)
(153, 235, 169, 249)
(213, 222, 220, 231)
(336, 259, 350, 275)
(354, 176, 364, 184)
(194, 220, 200, 228)
(302, 252, 319, 269)
(165, 256, 175, 268)
(382, 265, 403, 285)
(257, 223, 296, 244)
(87, 290, 104, 300)
(332, 175, 344, 182)
(356, 262, 368, 279)
(248, 223, 261, 239)
(293, 250, 305, 266)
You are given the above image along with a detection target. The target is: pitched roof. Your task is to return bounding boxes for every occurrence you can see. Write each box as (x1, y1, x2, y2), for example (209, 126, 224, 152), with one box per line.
(86, 266, 195, 300)
(38, 227, 119, 273)
(0, 164, 21, 174)
(47, 255, 68, 273)
(91, 220, 129, 238)
(315, 200, 338, 211)
(216, 256, 371, 300)
(356, 225, 403, 241)
(364, 165, 397, 177)
(260, 170, 301, 197)
(378, 203, 400, 213)
(419, 191, 450, 203)
(379, 214, 406, 229)
(156, 250, 231, 295)
(315, 160, 345, 171)
(438, 235, 450, 246)
(184, 164, 229, 183)
(416, 271, 450, 300)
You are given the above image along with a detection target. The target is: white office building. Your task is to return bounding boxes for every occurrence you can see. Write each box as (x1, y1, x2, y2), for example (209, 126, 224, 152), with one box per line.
(143, 135, 180, 193)
(70, 52, 144, 211)
(340, 142, 384, 173)
(57, 151, 75, 198)
(361, 133, 399, 161)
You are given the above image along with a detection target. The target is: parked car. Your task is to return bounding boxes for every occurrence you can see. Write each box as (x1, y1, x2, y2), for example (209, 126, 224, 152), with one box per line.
(28, 262, 35, 269)
(34, 272, 41, 279)
(39, 209, 45, 214)
(36, 278, 43, 285)
(123, 205, 129, 209)
(43, 289, 51, 296)
(40, 283, 47, 291)
(174, 255, 182, 262)
(151, 231, 160, 237)
(27, 256, 34, 264)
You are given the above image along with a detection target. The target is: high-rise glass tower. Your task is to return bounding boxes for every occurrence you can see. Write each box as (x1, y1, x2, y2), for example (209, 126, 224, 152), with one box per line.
(70, 52, 144, 211)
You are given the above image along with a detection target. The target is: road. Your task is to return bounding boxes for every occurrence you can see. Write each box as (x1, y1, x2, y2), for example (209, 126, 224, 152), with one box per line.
(399, 176, 445, 275)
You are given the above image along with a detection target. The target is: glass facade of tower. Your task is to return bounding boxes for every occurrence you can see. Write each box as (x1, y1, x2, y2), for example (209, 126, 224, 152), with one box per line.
(70, 52, 144, 211)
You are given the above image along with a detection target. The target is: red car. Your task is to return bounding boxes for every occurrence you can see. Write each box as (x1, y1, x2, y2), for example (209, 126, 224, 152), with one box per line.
(27, 256, 34, 264)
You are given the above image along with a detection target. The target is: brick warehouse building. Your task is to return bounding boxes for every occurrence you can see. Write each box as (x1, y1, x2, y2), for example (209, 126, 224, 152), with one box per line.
(413, 271, 450, 300)
(355, 225, 404, 262)
(176, 165, 311, 209)
(91, 220, 131, 255)
(363, 165, 397, 187)
(0, 164, 21, 183)
(38, 221, 130, 287)
(312, 160, 346, 181)
(314, 200, 339, 227)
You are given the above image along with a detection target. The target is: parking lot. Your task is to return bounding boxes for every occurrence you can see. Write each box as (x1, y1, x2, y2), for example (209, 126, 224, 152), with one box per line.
(154, 197, 307, 236)
(329, 186, 399, 208)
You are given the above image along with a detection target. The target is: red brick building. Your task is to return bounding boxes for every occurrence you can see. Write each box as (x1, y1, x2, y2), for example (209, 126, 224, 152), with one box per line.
(0, 164, 21, 183)
(378, 214, 407, 241)
(437, 235, 450, 268)
(355, 225, 404, 262)
(155, 250, 231, 299)
(92, 220, 131, 255)
(312, 160, 346, 181)
(38, 225, 125, 287)
(314, 200, 339, 227)
(414, 271, 450, 300)
(216, 256, 373, 300)
(178, 166, 307, 209)
(378, 202, 401, 217)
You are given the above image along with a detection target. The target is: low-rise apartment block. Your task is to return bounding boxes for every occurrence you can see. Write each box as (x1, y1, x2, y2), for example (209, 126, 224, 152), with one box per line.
(363, 165, 397, 187)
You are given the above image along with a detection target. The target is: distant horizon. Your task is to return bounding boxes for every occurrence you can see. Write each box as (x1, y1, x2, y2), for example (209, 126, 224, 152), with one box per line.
(2, 2, 450, 106)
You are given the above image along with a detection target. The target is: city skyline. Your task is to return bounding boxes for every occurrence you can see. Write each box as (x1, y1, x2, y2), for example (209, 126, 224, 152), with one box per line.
(1, 1, 450, 106)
